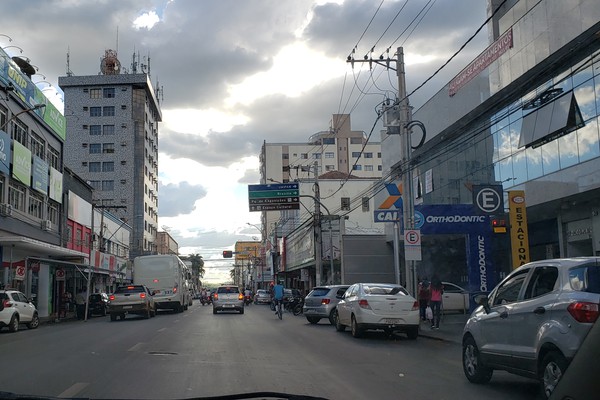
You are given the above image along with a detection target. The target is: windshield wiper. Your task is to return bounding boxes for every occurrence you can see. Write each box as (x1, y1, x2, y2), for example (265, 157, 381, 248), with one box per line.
(0, 391, 330, 400)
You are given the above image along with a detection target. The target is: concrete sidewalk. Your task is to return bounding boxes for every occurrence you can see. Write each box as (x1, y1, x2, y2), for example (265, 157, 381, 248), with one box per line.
(418, 313, 469, 344)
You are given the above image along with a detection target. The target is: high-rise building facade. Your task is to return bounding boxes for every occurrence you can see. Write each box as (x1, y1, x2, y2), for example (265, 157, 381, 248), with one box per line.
(59, 50, 161, 258)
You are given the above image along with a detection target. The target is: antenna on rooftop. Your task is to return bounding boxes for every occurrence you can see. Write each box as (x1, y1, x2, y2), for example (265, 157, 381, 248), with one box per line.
(66, 47, 73, 76)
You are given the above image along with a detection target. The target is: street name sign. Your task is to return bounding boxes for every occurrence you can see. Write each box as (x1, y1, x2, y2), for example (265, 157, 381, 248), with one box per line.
(248, 183, 300, 212)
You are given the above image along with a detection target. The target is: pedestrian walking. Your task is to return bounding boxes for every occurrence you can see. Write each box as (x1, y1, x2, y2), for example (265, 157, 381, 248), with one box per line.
(417, 277, 431, 321)
(429, 275, 444, 329)
(75, 289, 86, 320)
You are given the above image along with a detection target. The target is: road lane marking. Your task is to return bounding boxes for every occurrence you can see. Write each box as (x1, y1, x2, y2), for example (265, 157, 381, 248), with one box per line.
(157, 328, 167, 332)
(58, 382, 88, 398)
(128, 342, 144, 352)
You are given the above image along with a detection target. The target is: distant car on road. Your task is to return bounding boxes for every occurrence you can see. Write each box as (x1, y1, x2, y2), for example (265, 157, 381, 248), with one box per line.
(108, 285, 156, 321)
(334, 283, 419, 339)
(303, 285, 349, 325)
(462, 257, 600, 399)
(253, 289, 271, 304)
(0, 290, 40, 332)
(213, 285, 244, 314)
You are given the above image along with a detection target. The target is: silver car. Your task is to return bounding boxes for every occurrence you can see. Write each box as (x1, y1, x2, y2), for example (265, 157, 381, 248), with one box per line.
(303, 285, 349, 325)
(462, 257, 600, 399)
(212, 285, 244, 314)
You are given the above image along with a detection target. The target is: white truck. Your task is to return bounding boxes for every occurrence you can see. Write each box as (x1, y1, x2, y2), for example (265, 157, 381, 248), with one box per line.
(133, 254, 192, 313)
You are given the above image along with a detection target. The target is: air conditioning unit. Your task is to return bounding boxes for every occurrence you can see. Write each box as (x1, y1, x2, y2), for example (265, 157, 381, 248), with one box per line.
(41, 220, 52, 231)
(0, 204, 13, 217)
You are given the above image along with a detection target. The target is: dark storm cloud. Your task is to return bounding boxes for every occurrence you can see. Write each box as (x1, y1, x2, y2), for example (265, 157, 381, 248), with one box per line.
(158, 181, 207, 217)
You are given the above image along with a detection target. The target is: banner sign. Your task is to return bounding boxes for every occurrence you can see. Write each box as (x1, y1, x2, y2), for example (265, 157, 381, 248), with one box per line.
(0, 130, 10, 176)
(508, 191, 530, 269)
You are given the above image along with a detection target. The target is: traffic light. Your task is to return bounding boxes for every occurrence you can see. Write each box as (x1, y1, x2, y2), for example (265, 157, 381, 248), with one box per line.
(222, 250, 233, 258)
(491, 216, 507, 233)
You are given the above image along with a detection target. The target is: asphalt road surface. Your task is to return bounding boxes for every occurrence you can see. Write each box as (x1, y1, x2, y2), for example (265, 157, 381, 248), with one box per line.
(0, 301, 541, 400)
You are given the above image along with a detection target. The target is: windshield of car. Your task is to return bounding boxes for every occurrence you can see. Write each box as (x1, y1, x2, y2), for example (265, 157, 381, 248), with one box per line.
(569, 265, 600, 293)
(363, 285, 408, 296)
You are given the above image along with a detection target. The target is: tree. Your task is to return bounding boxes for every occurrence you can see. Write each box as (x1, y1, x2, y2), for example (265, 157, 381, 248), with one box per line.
(184, 253, 205, 278)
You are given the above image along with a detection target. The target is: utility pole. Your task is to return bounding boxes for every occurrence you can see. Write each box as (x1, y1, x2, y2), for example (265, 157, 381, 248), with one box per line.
(313, 162, 322, 287)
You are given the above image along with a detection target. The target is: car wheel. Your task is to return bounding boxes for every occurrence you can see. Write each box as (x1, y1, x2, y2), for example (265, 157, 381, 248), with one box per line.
(8, 314, 19, 332)
(334, 311, 345, 332)
(540, 351, 568, 399)
(110, 313, 117, 322)
(240, 308, 244, 314)
(144, 308, 150, 319)
(151, 307, 156, 317)
(328, 310, 337, 325)
(213, 308, 217, 314)
(406, 326, 418, 340)
(351, 315, 363, 338)
(462, 336, 493, 383)
(102, 307, 107, 317)
(306, 316, 320, 324)
(120, 313, 126, 320)
(26, 312, 40, 329)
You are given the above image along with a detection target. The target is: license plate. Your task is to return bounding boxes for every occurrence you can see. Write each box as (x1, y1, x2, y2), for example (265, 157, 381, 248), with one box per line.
(224, 304, 234, 307)
(384, 318, 400, 324)
(123, 306, 133, 310)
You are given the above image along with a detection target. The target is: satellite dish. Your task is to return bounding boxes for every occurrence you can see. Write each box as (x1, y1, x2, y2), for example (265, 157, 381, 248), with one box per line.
(11, 57, 36, 78)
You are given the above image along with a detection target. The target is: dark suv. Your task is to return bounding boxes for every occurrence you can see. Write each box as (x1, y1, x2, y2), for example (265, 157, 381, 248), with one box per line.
(88, 293, 109, 316)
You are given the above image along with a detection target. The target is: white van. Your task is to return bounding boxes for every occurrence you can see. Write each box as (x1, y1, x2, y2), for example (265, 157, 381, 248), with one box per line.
(133, 254, 192, 313)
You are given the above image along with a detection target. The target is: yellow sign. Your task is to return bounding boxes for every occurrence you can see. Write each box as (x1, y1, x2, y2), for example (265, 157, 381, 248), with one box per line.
(508, 191, 530, 269)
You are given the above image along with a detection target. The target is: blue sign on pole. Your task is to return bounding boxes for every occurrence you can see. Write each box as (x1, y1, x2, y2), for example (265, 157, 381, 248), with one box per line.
(0, 130, 10, 176)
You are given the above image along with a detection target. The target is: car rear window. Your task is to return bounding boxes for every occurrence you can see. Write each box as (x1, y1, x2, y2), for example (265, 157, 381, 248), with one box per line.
(363, 285, 408, 296)
(569, 265, 600, 294)
(218, 287, 239, 294)
(115, 286, 145, 294)
(308, 288, 330, 297)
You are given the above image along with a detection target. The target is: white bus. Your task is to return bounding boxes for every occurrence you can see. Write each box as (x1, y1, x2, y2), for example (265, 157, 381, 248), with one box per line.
(133, 254, 192, 313)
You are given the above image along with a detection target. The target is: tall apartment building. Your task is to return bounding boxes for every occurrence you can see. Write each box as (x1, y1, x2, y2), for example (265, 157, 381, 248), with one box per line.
(59, 50, 161, 258)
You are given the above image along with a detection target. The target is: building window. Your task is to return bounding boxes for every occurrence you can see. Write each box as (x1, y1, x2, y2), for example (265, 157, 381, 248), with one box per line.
(325, 152, 334, 158)
(351, 152, 361, 158)
(28, 192, 44, 219)
(102, 143, 115, 153)
(90, 125, 102, 135)
(103, 106, 115, 116)
(282, 153, 289, 160)
(378, 165, 382, 171)
(8, 182, 26, 212)
(312, 153, 321, 159)
(301, 153, 308, 159)
(89, 144, 101, 154)
(341, 197, 350, 211)
(325, 165, 335, 171)
(322, 138, 335, 144)
(90, 107, 101, 117)
(0, 106, 6, 129)
(353, 165, 362, 170)
(89, 89, 101, 99)
(89, 162, 101, 172)
(103, 125, 115, 135)
(47, 201, 59, 224)
(364, 165, 373, 171)
(88, 180, 101, 190)
(102, 180, 114, 191)
(364, 152, 373, 158)
(102, 162, 114, 172)
(350, 137, 363, 144)
(377, 152, 382, 158)
(362, 197, 370, 212)
(30, 131, 45, 159)
(12, 119, 28, 146)
(48, 146, 60, 169)
(103, 88, 115, 98)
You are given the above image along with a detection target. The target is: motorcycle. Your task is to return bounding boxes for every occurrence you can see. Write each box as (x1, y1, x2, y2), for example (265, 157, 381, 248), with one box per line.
(200, 294, 212, 306)
(244, 294, 252, 305)
(284, 296, 304, 316)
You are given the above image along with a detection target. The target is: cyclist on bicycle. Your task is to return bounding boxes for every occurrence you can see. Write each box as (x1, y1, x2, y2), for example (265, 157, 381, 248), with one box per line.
(272, 283, 284, 314)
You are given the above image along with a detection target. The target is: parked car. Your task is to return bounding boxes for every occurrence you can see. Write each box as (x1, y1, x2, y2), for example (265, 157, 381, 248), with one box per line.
(303, 285, 350, 325)
(441, 282, 470, 313)
(87, 293, 109, 316)
(213, 285, 244, 314)
(334, 283, 420, 339)
(253, 289, 271, 304)
(462, 257, 600, 399)
(0, 290, 40, 332)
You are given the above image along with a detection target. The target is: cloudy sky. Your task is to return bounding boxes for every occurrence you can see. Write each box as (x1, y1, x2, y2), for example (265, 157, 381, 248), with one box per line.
(1, 0, 489, 283)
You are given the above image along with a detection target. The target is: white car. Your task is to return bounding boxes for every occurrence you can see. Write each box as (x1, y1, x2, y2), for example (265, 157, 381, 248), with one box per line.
(441, 282, 470, 313)
(0, 290, 40, 332)
(334, 283, 420, 339)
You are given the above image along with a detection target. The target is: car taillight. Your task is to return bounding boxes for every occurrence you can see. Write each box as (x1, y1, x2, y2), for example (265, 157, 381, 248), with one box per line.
(109, 295, 115, 301)
(412, 301, 419, 311)
(173, 287, 178, 293)
(213, 293, 218, 300)
(567, 301, 599, 323)
(358, 299, 371, 309)
(321, 299, 331, 305)
(140, 293, 146, 299)
(238, 294, 244, 300)
(3, 300, 13, 308)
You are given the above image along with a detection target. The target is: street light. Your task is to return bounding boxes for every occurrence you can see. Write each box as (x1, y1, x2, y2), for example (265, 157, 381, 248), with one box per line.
(0, 104, 46, 131)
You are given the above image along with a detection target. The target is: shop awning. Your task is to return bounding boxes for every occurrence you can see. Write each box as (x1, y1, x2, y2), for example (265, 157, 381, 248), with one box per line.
(27, 256, 126, 279)
(0, 236, 88, 258)
(518, 90, 584, 149)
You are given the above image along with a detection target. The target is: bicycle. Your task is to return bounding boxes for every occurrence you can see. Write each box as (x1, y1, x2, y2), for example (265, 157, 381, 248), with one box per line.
(273, 298, 282, 320)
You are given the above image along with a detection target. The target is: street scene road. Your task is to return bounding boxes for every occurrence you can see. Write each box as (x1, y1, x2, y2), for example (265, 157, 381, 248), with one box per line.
(1, 302, 540, 400)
